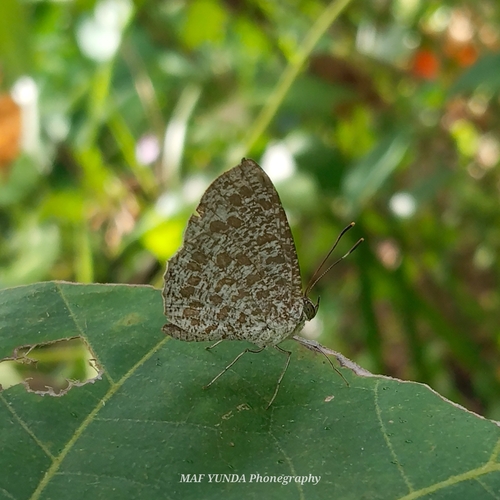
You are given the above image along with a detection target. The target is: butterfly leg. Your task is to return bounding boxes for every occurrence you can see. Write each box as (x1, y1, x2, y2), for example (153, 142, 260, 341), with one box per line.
(205, 340, 224, 351)
(267, 346, 292, 409)
(203, 346, 265, 390)
(293, 336, 349, 386)
(315, 348, 349, 386)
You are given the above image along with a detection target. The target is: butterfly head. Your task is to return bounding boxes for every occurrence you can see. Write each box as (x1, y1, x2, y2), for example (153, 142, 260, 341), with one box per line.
(303, 296, 319, 321)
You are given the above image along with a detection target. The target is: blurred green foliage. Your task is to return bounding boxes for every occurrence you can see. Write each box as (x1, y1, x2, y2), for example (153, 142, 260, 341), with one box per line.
(1, 0, 500, 418)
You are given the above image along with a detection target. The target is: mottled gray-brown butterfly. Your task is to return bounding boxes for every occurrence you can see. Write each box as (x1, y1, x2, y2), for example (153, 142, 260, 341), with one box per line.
(162, 158, 362, 408)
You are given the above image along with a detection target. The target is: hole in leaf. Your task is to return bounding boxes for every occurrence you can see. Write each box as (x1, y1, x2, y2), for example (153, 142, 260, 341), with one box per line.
(0, 336, 102, 396)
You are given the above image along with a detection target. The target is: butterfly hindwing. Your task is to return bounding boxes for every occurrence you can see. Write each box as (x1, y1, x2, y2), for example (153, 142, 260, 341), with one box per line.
(162, 158, 305, 346)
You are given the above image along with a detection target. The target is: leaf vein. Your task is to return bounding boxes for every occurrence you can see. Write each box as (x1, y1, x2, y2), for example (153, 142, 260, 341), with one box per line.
(29, 336, 169, 500)
(0, 393, 55, 460)
(55, 283, 115, 386)
(269, 431, 304, 500)
(374, 379, 414, 493)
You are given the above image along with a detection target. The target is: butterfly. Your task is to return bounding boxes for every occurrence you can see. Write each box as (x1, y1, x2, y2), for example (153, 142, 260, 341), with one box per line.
(162, 158, 362, 408)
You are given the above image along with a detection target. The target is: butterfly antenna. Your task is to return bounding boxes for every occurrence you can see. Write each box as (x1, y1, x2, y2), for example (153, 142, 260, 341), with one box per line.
(304, 222, 363, 297)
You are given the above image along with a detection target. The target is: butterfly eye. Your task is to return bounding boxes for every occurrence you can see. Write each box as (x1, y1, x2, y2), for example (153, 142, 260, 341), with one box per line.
(303, 297, 319, 321)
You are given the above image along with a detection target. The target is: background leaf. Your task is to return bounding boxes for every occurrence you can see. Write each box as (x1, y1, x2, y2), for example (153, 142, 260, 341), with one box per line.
(341, 132, 410, 214)
(449, 53, 500, 94)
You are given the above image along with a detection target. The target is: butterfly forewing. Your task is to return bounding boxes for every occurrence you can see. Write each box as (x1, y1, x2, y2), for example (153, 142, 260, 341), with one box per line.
(162, 158, 305, 347)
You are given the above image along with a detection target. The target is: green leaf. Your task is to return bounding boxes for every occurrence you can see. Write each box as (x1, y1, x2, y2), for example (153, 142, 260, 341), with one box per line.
(0, 155, 42, 207)
(0, 221, 60, 287)
(1, 282, 499, 499)
(0, 0, 32, 81)
(342, 132, 410, 214)
(449, 53, 500, 95)
(183, 0, 228, 49)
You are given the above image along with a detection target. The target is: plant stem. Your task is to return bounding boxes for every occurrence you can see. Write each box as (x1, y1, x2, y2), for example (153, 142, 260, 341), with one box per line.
(234, 0, 353, 162)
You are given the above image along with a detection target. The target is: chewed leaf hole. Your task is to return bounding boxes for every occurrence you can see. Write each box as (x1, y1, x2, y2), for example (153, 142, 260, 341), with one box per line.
(0, 336, 102, 396)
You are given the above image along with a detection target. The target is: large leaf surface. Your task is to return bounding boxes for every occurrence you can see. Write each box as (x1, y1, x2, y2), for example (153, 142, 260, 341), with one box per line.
(1, 282, 499, 499)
